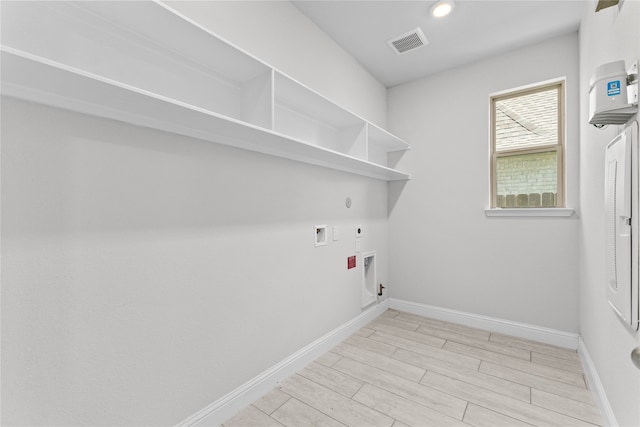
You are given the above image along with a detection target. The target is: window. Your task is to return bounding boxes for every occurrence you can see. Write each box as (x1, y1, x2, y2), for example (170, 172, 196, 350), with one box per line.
(490, 80, 565, 208)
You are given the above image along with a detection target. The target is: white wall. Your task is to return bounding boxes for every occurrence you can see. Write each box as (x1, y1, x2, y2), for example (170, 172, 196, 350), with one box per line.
(387, 33, 580, 332)
(165, 0, 387, 128)
(0, 2, 389, 425)
(578, 2, 640, 426)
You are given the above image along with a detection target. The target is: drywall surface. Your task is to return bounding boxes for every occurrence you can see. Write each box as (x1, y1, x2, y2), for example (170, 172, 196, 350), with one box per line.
(578, 2, 640, 425)
(0, 2, 389, 425)
(1, 98, 389, 426)
(387, 33, 580, 332)
(165, 0, 387, 128)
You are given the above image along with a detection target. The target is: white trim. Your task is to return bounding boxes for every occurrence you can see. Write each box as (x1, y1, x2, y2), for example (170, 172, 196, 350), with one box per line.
(489, 76, 567, 98)
(485, 208, 575, 217)
(389, 298, 579, 349)
(177, 299, 390, 427)
(578, 337, 618, 427)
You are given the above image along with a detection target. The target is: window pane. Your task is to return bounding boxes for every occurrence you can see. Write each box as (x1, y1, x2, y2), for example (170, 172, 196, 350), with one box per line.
(495, 88, 558, 152)
(495, 151, 558, 207)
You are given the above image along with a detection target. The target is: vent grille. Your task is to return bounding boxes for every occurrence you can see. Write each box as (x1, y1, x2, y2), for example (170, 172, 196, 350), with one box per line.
(388, 28, 427, 54)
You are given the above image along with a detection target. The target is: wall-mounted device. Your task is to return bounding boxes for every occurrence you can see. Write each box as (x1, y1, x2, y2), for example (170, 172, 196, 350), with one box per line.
(589, 60, 638, 127)
(605, 121, 639, 330)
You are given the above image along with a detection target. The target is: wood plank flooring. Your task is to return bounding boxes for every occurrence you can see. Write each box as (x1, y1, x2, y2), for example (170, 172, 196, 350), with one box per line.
(221, 309, 602, 427)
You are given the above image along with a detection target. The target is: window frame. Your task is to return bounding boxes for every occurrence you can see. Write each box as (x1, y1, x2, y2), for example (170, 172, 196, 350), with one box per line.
(490, 79, 566, 209)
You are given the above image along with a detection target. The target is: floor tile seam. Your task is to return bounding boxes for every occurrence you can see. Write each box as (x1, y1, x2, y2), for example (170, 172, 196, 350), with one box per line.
(248, 404, 287, 426)
(367, 322, 423, 338)
(354, 327, 376, 338)
(529, 386, 601, 409)
(529, 359, 586, 376)
(286, 371, 365, 401)
(482, 360, 588, 389)
(368, 329, 447, 350)
(531, 352, 585, 374)
(528, 399, 603, 426)
(477, 360, 594, 400)
(332, 357, 469, 419)
(375, 318, 422, 331)
(478, 359, 588, 391)
(350, 381, 368, 399)
(388, 346, 498, 387)
(502, 363, 587, 389)
(388, 345, 403, 360)
(335, 343, 428, 383)
(407, 315, 494, 336)
(280, 377, 388, 427)
(317, 357, 372, 390)
(279, 397, 350, 427)
(415, 370, 525, 420)
(253, 391, 293, 417)
(442, 338, 536, 364)
(422, 376, 592, 427)
(462, 403, 538, 427)
(396, 312, 577, 360)
(349, 385, 424, 426)
(477, 360, 554, 398)
(348, 334, 402, 357)
(417, 365, 533, 404)
(437, 339, 484, 368)
(488, 332, 580, 356)
(529, 348, 582, 362)
(444, 345, 588, 387)
(354, 373, 468, 422)
(425, 327, 492, 342)
(326, 351, 344, 367)
(442, 335, 534, 360)
(395, 314, 494, 338)
(414, 324, 492, 344)
(399, 319, 492, 339)
(460, 401, 470, 423)
(295, 367, 362, 399)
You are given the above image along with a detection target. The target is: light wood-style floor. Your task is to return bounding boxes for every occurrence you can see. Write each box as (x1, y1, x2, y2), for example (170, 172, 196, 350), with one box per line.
(222, 309, 602, 427)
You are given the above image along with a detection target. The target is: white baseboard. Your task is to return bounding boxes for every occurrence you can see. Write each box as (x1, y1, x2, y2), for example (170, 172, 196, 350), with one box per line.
(179, 298, 610, 427)
(389, 298, 579, 349)
(177, 299, 390, 427)
(578, 336, 618, 427)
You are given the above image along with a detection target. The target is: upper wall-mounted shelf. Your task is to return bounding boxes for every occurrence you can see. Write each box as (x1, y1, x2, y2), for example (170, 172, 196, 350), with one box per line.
(0, 1, 410, 181)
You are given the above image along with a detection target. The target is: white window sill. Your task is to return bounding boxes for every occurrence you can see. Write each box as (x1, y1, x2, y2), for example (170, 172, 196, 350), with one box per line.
(484, 208, 575, 217)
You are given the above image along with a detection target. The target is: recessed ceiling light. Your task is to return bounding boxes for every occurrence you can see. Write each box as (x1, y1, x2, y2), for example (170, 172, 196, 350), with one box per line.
(430, 0, 455, 18)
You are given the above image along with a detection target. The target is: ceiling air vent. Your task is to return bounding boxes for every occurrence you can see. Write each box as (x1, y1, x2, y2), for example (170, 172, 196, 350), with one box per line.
(387, 28, 428, 55)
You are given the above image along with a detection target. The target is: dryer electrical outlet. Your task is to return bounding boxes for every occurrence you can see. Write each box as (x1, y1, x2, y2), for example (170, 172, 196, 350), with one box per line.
(605, 121, 639, 330)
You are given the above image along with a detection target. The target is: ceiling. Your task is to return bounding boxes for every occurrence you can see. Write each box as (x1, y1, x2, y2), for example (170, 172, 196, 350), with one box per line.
(292, 1, 585, 88)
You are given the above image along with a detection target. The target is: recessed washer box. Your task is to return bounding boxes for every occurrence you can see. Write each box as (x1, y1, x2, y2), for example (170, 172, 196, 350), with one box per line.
(315, 225, 327, 247)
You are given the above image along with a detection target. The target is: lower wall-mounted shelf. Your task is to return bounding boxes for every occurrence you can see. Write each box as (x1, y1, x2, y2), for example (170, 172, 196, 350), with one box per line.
(1, 48, 410, 181)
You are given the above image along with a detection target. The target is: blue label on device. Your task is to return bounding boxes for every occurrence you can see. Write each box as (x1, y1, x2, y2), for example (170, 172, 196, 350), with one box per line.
(608, 80, 621, 96)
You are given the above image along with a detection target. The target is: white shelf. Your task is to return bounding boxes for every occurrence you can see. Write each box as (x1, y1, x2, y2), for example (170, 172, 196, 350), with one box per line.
(367, 123, 411, 167)
(274, 72, 368, 158)
(0, 1, 410, 181)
